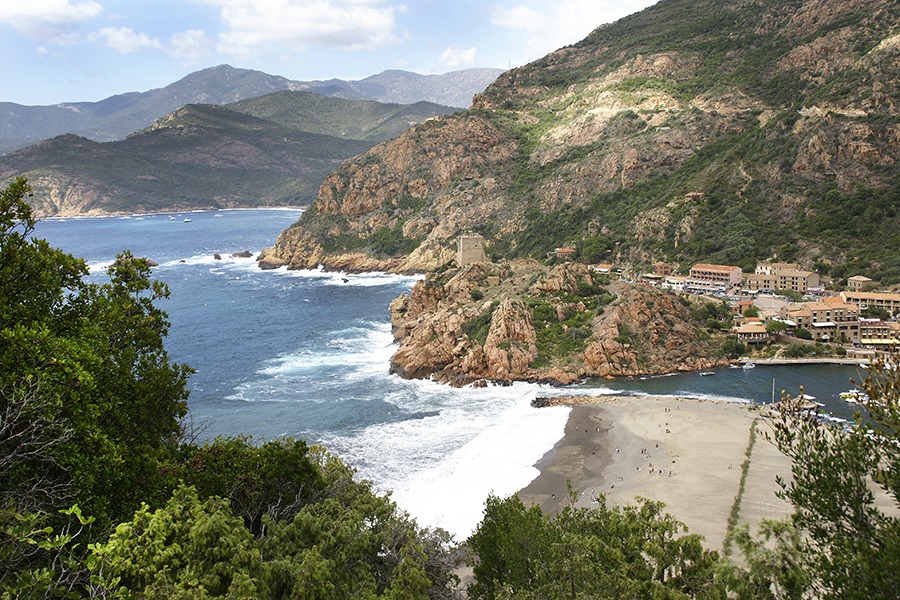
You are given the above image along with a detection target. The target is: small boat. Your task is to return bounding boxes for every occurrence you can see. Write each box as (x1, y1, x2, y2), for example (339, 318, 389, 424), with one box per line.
(213, 213, 223, 218)
(168, 216, 177, 221)
(699, 371, 715, 377)
(840, 389, 868, 404)
(183, 218, 192, 223)
(742, 361, 756, 370)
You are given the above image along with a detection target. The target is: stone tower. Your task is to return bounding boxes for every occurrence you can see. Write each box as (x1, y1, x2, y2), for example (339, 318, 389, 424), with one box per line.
(457, 234, 487, 266)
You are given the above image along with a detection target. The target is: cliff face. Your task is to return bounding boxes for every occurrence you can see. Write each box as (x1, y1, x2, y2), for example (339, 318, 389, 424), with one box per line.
(261, 113, 518, 272)
(388, 260, 726, 386)
(266, 0, 899, 283)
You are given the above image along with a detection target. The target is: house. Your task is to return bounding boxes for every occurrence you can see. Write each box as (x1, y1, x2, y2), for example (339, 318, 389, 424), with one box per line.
(841, 291, 900, 317)
(742, 265, 820, 293)
(653, 262, 675, 276)
(779, 300, 860, 342)
(684, 263, 743, 294)
(641, 273, 664, 286)
(733, 321, 769, 346)
(755, 262, 802, 275)
(858, 320, 900, 348)
(554, 247, 576, 261)
(847, 275, 874, 292)
(736, 300, 756, 315)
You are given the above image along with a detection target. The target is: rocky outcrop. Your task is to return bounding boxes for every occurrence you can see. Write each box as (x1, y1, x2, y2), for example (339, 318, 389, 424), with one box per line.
(263, 113, 518, 273)
(389, 260, 728, 386)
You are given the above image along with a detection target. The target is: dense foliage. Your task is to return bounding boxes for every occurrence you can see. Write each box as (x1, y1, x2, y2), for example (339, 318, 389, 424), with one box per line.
(766, 358, 900, 598)
(0, 179, 457, 598)
(467, 492, 724, 598)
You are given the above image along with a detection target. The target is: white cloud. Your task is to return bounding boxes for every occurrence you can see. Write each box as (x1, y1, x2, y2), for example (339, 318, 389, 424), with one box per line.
(168, 29, 213, 62)
(0, 0, 103, 38)
(91, 26, 162, 54)
(490, 5, 545, 31)
(435, 46, 477, 70)
(197, 0, 405, 56)
(492, 0, 656, 65)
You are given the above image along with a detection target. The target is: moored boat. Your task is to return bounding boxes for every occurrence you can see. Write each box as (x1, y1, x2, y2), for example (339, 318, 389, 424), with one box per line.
(840, 389, 868, 403)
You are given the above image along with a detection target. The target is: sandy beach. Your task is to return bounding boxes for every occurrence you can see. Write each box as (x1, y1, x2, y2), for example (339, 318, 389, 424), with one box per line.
(518, 395, 794, 551)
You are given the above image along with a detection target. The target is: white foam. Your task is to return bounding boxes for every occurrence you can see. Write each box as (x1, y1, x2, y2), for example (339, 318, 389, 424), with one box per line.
(328, 379, 570, 541)
(86, 260, 115, 274)
(273, 265, 422, 287)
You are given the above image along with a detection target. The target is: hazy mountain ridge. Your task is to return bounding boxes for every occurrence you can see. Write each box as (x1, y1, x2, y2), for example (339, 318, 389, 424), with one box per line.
(0, 65, 502, 154)
(0, 94, 457, 216)
(263, 0, 900, 284)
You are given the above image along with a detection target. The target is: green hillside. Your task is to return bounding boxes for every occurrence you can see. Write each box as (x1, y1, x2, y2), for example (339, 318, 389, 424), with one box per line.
(269, 0, 899, 284)
(229, 91, 458, 142)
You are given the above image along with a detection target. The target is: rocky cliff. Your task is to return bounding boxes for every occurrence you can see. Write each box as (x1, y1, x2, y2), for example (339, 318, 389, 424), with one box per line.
(264, 0, 899, 284)
(388, 260, 727, 386)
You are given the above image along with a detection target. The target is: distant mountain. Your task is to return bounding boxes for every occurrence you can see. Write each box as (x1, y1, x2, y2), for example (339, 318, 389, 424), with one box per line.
(262, 0, 900, 285)
(295, 69, 507, 109)
(0, 65, 503, 154)
(0, 94, 458, 216)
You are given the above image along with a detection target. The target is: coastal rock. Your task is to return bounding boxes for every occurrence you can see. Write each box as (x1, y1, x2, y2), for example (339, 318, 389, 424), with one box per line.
(389, 260, 728, 386)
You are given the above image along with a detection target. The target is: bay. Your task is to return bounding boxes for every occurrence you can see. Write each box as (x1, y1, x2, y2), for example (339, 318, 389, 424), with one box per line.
(33, 209, 867, 538)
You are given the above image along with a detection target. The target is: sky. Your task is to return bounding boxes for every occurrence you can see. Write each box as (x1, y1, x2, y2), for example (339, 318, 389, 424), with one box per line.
(0, 0, 658, 106)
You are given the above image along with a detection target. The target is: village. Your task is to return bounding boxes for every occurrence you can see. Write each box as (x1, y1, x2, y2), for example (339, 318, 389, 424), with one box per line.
(581, 254, 900, 361)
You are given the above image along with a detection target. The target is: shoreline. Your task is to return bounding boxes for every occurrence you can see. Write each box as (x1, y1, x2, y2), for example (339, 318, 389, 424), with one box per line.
(518, 395, 794, 551)
(738, 357, 870, 366)
(38, 205, 308, 220)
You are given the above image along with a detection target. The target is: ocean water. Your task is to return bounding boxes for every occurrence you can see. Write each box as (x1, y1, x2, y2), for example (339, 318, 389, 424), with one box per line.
(32, 209, 867, 538)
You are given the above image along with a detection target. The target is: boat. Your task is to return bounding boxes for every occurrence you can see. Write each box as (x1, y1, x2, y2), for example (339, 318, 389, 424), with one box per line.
(168, 216, 177, 221)
(183, 218, 192, 223)
(742, 361, 756, 370)
(840, 389, 868, 404)
(699, 371, 715, 377)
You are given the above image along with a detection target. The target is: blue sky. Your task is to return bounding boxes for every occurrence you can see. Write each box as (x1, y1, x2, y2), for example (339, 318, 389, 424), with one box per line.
(0, 0, 658, 106)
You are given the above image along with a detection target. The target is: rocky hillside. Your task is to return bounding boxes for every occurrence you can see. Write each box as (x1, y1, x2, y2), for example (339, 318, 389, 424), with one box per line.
(0, 95, 457, 217)
(264, 0, 900, 284)
(388, 261, 727, 386)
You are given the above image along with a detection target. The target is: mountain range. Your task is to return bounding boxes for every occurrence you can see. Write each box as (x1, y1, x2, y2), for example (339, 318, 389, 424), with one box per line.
(0, 94, 460, 215)
(261, 0, 899, 285)
(0, 65, 503, 154)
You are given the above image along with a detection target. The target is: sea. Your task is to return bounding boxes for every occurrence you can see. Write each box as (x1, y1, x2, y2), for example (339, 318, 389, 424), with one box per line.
(32, 209, 869, 539)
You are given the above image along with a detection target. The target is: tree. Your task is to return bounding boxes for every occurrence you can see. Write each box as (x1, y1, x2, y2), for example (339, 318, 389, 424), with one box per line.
(1, 178, 191, 591)
(794, 328, 812, 340)
(765, 320, 788, 334)
(467, 491, 724, 599)
(91, 485, 262, 598)
(170, 436, 324, 535)
(764, 357, 900, 598)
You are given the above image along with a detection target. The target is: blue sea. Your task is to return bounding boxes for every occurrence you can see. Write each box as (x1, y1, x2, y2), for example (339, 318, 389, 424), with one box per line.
(33, 209, 868, 538)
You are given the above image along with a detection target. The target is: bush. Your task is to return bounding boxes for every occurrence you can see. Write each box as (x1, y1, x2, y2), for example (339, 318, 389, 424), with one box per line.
(795, 328, 813, 340)
(722, 338, 748, 359)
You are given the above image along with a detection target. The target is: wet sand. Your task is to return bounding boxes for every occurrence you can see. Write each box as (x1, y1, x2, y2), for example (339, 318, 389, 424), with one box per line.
(518, 395, 794, 551)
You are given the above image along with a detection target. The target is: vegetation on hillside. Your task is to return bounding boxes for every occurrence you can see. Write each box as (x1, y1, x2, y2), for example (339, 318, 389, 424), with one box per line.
(280, 0, 899, 284)
(3, 174, 898, 596)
